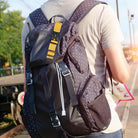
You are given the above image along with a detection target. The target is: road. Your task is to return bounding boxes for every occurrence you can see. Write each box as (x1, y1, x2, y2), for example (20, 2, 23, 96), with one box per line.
(117, 63, 138, 138)
(1, 63, 138, 138)
(123, 63, 138, 138)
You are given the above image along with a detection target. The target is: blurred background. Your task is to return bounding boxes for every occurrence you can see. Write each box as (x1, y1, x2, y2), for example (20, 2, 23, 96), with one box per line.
(0, 0, 138, 137)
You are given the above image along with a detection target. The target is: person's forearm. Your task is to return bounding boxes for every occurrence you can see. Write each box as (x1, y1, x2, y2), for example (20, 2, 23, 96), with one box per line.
(104, 45, 130, 83)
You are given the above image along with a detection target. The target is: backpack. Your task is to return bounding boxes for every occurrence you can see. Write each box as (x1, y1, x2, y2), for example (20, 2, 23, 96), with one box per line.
(21, 0, 111, 137)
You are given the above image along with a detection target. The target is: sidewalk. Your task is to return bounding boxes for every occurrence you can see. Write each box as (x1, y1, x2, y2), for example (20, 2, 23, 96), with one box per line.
(13, 130, 29, 138)
(124, 64, 138, 138)
(123, 90, 138, 138)
(117, 64, 138, 138)
(117, 92, 138, 138)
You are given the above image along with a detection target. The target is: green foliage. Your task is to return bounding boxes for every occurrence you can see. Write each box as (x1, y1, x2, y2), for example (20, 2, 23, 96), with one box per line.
(0, 115, 14, 129)
(0, 0, 25, 67)
(0, 0, 9, 11)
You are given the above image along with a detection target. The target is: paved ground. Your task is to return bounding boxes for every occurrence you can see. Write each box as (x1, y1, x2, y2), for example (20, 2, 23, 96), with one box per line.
(13, 130, 29, 138)
(123, 64, 138, 138)
(117, 64, 138, 138)
(124, 91, 138, 138)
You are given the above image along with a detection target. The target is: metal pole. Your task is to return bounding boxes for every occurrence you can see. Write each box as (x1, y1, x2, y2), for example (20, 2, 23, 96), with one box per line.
(128, 10, 132, 47)
(116, 0, 119, 21)
(132, 23, 135, 47)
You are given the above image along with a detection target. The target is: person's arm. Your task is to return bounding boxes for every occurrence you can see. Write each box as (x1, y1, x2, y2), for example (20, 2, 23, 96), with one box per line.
(104, 44, 130, 83)
(99, 5, 130, 83)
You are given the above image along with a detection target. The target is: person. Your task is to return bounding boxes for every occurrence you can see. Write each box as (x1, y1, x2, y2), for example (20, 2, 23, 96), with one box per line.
(21, 0, 130, 137)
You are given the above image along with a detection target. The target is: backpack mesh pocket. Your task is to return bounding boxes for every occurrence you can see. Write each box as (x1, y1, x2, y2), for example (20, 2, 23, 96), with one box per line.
(78, 76, 111, 132)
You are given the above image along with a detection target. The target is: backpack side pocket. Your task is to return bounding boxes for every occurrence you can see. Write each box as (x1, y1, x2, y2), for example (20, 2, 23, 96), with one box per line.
(87, 92, 111, 131)
(78, 76, 111, 132)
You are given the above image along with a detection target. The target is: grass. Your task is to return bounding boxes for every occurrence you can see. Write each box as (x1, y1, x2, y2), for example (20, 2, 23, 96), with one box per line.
(0, 114, 15, 130)
(0, 114, 15, 135)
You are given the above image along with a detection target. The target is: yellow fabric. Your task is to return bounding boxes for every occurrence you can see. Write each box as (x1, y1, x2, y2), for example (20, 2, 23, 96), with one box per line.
(46, 55, 54, 59)
(48, 43, 56, 51)
(54, 22, 62, 32)
(51, 40, 58, 44)
(47, 51, 55, 56)
(46, 22, 63, 59)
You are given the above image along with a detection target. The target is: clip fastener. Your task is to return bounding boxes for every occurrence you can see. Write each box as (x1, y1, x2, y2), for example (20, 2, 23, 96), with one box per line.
(62, 69, 71, 77)
(26, 72, 33, 85)
(50, 112, 61, 128)
(59, 64, 71, 77)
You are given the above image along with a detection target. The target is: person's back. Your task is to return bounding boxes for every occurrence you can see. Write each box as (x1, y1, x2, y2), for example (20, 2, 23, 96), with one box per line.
(21, 0, 130, 137)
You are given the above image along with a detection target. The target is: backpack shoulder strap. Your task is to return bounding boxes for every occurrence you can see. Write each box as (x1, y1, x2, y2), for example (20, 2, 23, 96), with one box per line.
(69, 0, 107, 23)
(29, 8, 48, 27)
(29, 0, 106, 26)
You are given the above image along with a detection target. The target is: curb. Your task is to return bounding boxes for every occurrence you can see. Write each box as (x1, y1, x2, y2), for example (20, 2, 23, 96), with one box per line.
(0, 124, 25, 138)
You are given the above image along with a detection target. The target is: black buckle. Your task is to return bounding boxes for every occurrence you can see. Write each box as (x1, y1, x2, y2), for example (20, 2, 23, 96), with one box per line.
(50, 112, 61, 128)
(59, 64, 71, 77)
(62, 69, 71, 77)
(26, 72, 33, 85)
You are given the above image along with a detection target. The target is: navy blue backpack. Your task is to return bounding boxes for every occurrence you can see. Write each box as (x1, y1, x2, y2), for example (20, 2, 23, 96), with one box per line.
(21, 0, 111, 137)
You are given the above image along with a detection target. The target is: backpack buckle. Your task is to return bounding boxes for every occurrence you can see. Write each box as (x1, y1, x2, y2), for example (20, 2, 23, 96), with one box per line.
(50, 111, 61, 128)
(59, 63, 71, 77)
(62, 69, 71, 77)
(26, 72, 33, 85)
(51, 115, 61, 128)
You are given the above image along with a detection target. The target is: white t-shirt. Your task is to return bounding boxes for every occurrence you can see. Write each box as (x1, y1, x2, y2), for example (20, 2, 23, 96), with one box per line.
(21, 0, 124, 134)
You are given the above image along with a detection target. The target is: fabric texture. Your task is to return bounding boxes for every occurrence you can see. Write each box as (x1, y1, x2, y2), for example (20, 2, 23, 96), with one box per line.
(21, 0, 123, 134)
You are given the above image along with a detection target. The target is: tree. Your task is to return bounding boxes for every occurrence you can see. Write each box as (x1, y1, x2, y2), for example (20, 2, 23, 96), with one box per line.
(0, 0, 25, 67)
(0, 0, 8, 11)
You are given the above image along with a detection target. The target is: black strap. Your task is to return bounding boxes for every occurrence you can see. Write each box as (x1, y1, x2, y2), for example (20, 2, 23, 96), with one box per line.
(106, 61, 113, 93)
(29, 9, 63, 130)
(30, 0, 106, 27)
(41, 68, 62, 129)
(25, 43, 36, 114)
(69, 0, 106, 24)
(42, 69, 71, 137)
(58, 62, 78, 106)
